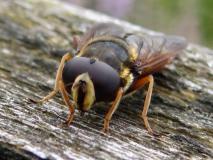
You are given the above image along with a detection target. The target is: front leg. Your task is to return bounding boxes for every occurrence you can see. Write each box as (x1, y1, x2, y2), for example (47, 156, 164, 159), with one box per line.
(59, 81, 75, 126)
(102, 88, 123, 133)
(30, 53, 73, 104)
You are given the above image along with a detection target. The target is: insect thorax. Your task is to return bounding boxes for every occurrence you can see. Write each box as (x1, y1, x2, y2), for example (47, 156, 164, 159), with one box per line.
(79, 41, 131, 72)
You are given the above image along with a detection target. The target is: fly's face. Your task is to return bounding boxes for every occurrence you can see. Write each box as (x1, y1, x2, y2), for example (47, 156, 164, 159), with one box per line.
(62, 56, 121, 112)
(71, 73, 95, 113)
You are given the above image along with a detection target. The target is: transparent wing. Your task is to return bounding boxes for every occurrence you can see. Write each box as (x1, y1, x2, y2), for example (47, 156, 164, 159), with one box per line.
(77, 23, 187, 77)
(127, 34, 187, 77)
(78, 23, 125, 49)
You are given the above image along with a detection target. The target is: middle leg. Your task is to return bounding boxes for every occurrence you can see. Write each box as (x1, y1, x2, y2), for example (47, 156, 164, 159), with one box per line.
(102, 88, 124, 133)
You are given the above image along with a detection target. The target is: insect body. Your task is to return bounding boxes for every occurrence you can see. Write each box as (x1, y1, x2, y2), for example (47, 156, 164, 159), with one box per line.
(33, 23, 187, 134)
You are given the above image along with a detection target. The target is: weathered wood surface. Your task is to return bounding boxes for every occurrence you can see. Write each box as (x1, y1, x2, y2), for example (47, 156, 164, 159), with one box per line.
(0, 0, 212, 159)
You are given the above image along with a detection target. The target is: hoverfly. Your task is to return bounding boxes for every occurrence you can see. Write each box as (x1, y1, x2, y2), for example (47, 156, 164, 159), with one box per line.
(31, 23, 187, 135)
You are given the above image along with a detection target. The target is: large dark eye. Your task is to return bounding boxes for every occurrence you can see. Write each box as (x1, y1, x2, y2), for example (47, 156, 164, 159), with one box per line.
(62, 57, 121, 102)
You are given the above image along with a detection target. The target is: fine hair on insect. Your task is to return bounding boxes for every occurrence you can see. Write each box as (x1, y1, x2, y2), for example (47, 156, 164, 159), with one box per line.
(30, 23, 187, 135)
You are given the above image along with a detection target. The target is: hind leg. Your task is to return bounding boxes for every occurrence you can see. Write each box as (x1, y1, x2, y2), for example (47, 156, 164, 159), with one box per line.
(128, 75, 154, 135)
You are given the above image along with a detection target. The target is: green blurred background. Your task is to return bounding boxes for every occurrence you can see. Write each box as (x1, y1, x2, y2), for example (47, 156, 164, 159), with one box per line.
(63, 0, 213, 48)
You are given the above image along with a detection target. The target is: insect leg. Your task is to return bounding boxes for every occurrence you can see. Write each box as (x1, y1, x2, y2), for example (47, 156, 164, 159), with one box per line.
(72, 35, 80, 50)
(129, 75, 154, 134)
(59, 81, 75, 126)
(32, 53, 72, 104)
(102, 88, 123, 133)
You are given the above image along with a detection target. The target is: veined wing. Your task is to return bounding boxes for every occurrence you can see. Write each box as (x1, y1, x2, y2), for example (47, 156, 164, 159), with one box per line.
(78, 23, 126, 50)
(126, 34, 187, 77)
